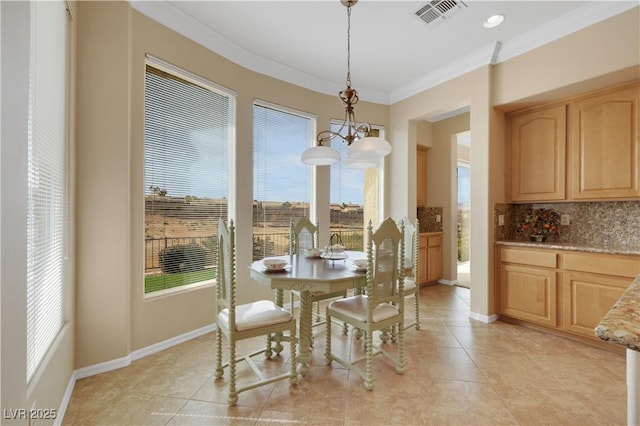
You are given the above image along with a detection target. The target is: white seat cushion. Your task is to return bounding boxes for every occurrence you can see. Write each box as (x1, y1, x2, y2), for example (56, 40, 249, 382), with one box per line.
(328, 295, 399, 323)
(218, 300, 292, 332)
(403, 278, 417, 292)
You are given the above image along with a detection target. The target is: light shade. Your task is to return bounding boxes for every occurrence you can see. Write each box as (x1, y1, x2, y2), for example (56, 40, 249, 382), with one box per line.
(347, 136, 392, 160)
(301, 145, 340, 165)
(344, 156, 379, 169)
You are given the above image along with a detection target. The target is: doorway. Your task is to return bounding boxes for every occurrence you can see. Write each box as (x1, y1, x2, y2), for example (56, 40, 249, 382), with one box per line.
(456, 132, 470, 288)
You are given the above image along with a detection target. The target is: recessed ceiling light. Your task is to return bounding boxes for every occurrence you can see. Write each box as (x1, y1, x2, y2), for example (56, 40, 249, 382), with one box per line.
(483, 14, 505, 29)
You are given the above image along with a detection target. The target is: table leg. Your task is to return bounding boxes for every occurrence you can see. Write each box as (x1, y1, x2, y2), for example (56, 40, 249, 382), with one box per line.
(297, 289, 313, 376)
(272, 288, 285, 354)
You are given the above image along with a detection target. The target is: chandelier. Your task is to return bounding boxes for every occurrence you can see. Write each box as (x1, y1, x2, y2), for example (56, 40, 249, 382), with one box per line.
(301, 0, 391, 169)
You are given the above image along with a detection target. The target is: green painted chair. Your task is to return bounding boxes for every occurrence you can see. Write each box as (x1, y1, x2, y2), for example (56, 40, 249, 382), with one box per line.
(214, 218, 297, 406)
(402, 217, 421, 330)
(289, 217, 348, 334)
(324, 217, 405, 390)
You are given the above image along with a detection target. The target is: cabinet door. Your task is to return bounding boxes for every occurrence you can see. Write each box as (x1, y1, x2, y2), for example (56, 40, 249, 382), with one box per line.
(569, 84, 640, 199)
(562, 271, 629, 338)
(509, 105, 567, 201)
(418, 236, 428, 284)
(417, 146, 427, 207)
(426, 235, 442, 283)
(499, 264, 557, 327)
(427, 245, 442, 282)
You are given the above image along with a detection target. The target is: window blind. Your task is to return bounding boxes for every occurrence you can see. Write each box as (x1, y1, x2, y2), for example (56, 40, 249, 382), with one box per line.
(144, 60, 232, 294)
(253, 103, 312, 260)
(26, 0, 68, 382)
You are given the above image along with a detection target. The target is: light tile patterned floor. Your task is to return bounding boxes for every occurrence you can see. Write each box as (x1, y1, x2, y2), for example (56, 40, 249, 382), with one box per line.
(63, 284, 627, 425)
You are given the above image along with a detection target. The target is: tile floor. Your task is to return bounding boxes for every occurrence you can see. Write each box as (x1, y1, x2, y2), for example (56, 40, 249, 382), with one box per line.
(63, 284, 627, 425)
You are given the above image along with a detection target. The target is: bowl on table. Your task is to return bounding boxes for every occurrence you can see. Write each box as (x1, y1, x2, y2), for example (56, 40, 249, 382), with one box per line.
(262, 258, 288, 271)
(352, 258, 368, 270)
(304, 248, 323, 258)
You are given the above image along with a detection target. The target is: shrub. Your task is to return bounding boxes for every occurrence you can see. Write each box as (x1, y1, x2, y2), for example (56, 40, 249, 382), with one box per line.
(159, 243, 210, 274)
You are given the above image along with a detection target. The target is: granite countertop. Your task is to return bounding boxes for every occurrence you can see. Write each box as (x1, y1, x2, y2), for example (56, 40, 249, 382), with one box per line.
(495, 240, 640, 256)
(595, 275, 640, 351)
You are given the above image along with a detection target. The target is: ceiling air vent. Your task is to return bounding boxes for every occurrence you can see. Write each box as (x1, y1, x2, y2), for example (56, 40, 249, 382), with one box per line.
(415, 0, 467, 27)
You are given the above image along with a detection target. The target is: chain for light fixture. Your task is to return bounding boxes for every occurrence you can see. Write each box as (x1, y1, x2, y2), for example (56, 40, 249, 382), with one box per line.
(316, 0, 371, 147)
(301, 0, 391, 167)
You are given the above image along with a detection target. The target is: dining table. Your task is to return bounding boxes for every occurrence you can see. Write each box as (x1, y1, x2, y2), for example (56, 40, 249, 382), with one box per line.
(249, 250, 367, 376)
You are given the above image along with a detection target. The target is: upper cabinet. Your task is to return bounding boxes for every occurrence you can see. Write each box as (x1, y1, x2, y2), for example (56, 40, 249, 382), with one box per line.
(508, 104, 567, 201)
(417, 145, 427, 207)
(569, 85, 640, 199)
(506, 81, 640, 202)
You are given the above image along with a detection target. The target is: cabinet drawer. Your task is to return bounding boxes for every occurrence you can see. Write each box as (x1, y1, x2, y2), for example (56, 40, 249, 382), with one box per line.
(500, 247, 557, 268)
(563, 253, 640, 278)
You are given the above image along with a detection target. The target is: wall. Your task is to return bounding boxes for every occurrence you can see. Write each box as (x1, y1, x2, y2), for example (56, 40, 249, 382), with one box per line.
(390, 66, 494, 318)
(1, 1, 76, 421)
(428, 113, 470, 283)
(388, 6, 638, 319)
(75, 1, 390, 369)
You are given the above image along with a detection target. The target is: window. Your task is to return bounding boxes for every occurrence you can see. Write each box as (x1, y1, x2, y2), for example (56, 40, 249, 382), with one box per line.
(144, 58, 234, 294)
(26, 0, 69, 382)
(329, 123, 385, 250)
(253, 102, 313, 260)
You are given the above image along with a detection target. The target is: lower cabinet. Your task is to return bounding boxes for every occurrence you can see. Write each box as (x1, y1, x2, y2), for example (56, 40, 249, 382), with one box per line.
(562, 271, 629, 338)
(499, 264, 557, 327)
(496, 246, 640, 342)
(419, 233, 442, 285)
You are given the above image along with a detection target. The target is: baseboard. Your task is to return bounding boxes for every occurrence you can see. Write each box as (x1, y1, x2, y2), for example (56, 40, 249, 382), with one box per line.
(57, 323, 216, 423)
(130, 323, 216, 361)
(469, 311, 499, 323)
(437, 279, 457, 285)
(54, 370, 79, 426)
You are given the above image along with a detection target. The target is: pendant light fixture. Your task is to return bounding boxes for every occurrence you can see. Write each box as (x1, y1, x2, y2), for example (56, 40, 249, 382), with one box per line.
(301, 0, 391, 168)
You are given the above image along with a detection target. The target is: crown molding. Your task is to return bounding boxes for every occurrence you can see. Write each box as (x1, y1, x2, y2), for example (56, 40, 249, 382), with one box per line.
(131, 1, 638, 106)
(496, 1, 639, 64)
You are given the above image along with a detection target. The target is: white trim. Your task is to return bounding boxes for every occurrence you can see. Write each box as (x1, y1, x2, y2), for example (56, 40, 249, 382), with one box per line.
(437, 279, 457, 286)
(146, 54, 237, 99)
(496, 1, 639, 65)
(56, 323, 216, 423)
(131, 323, 216, 361)
(469, 311, 498, 324)
(130, 1, 638, 106)
(54, 371, 77, 426)
(254, 98, 317, 122)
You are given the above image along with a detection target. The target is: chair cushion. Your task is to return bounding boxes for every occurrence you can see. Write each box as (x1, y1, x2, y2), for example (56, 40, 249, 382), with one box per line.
(403, 278, 417, 291)
(218, 300, 292, 332)
(328, 295, 399, 323)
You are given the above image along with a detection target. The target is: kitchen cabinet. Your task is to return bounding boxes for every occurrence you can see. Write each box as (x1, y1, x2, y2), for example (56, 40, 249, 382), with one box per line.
(496, 245, 640, 343)
(508, 104, 567, 201)
(561, 252, 640, 338)
(506, 81, 640, 202)
(497, 247, 558, 327)
(418, 233, 442, 285)
(569, 84, 640, 199)
(427, 234, 442, 282)
(417, 145, 427, 207)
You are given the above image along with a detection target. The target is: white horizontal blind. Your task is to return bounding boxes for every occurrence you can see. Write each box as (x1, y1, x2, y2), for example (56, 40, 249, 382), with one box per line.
(253, 103, 312, 259)
(144, 61, 232, 293)
(26, 0, 68, 382)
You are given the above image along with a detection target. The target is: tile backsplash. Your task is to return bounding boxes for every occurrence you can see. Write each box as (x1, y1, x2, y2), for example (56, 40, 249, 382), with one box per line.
(417, 207, 444, 233)
(495, 201, 640, 249)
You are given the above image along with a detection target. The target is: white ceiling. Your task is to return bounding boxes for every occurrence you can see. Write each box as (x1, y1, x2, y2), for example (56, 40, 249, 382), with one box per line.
(131, 1, 637, 105)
